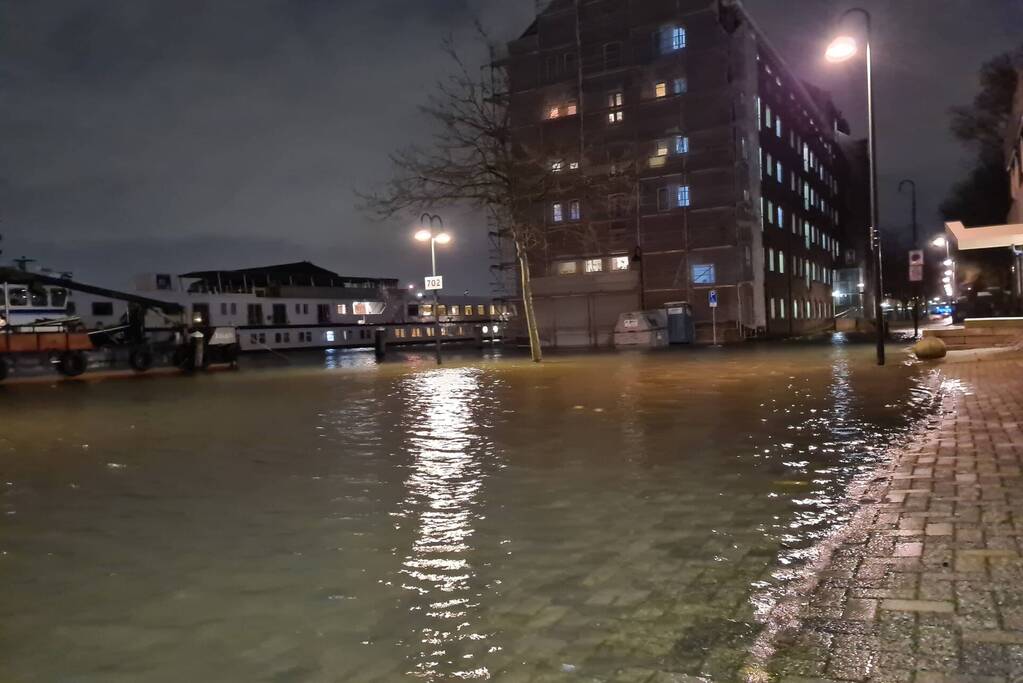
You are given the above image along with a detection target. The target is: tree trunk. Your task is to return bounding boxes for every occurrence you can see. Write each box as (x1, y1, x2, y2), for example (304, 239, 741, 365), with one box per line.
(516, 242, 543, 363)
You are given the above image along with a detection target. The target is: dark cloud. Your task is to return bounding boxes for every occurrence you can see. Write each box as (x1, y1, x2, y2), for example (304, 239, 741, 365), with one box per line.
(2, 0, 1020, 290)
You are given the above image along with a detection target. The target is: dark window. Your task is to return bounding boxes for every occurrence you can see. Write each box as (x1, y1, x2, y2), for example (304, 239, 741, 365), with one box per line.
(274, 333, 281, 343)
(247, 303, 263, 326)
(50, 288, 68, 307)
(407, 304, 420, 318)
(317, 304, 330, 323)
(657, 187, 670, 211)
(92, 301, 114, 316)
(603, 42, 621, 69)
(230, 303, 237, 315)
(272, 304, 288, 325)
(220, 302, 228, 315)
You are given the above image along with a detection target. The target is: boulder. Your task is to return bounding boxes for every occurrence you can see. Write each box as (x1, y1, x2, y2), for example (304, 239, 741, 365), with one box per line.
(913, 336, 947, 360)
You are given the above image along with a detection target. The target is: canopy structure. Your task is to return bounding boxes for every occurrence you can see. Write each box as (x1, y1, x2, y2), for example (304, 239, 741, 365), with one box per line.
(945, 221, 1023, 251)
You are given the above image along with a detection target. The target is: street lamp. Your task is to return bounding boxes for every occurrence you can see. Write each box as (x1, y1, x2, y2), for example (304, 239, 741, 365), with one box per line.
(825, 8, 885, 365)
(415, 213, 451, 365)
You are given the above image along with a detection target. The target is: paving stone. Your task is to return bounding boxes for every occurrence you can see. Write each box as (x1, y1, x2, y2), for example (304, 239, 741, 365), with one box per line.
(880, 599, 954, 614)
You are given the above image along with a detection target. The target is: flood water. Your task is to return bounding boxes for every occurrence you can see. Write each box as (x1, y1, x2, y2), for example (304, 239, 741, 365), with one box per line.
(0, 339, 938, 682)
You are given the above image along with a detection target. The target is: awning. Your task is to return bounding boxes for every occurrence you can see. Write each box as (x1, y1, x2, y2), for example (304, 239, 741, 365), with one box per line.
(945, 221, 1023, 250)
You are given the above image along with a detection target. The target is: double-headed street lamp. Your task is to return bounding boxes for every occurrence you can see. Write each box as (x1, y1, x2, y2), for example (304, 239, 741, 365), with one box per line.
(826, 7, 885, 366)
(414, 213, 451, 365)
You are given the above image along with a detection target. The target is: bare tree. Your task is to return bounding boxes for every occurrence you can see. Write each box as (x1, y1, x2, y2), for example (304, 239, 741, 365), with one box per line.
(362, 30, 632, 362)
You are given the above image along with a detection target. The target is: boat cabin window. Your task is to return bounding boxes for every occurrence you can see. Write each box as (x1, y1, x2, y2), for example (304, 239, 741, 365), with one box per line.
(192, 303, 209, 325)
(8, 287, 28, 307)
(92, 302, 114, 316)
(317, 304, 330, 323)
(29, 288, 47, 307)
(477, 305, 485, 315)
(50, 288, 68, 307)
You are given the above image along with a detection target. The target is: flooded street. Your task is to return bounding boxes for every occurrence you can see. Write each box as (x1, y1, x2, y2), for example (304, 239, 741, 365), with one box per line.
(0, 340, 938, 682)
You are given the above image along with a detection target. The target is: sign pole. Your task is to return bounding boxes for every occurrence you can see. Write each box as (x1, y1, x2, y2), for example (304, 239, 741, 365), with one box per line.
(431, 239, 441, 366)
(708, 289, 719, 347)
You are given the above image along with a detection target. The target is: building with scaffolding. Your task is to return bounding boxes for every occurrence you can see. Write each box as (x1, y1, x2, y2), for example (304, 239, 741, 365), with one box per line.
(497, 0, 860, 345)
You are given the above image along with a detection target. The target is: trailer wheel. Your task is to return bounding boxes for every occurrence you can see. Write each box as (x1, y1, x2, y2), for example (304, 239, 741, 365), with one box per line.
(0, 356, 7, 383)
(129, 347, 154, 372)
(57, 351, 87, 377)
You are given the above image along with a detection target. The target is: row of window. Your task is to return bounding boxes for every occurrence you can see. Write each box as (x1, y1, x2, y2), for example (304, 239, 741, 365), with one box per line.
(555, 255, 631, 276)
(765, 248, 835, 285)
(756, 95, 839, 194)
(550, 133, 689, 175)
(761, 199, 840, 260)
(769, 297, 833, 321)
(551, 184, 691, 222)
(761, 150, 835, 219)
(1, 286, 68, 309)
(411, 303, 501, 317)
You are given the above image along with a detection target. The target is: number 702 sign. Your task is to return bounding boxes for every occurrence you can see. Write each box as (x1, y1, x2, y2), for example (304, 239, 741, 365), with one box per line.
(424, 275, 444, 290)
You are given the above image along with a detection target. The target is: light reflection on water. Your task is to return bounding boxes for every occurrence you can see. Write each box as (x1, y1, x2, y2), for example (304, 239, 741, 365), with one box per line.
(397, 368, 491, 679)
(0, 342, 940, 682)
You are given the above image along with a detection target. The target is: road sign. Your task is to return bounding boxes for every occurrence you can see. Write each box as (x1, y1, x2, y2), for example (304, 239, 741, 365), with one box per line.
(424, 275, 443, 290)
(908, 249, 924, 266)
(909, 264, 924, 282)
(708, 290, 718, 308)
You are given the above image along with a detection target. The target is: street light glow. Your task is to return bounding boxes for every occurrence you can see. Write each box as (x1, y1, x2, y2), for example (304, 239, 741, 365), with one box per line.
(944, 269, 953, 276)
(931, 236, 947, 248)
(434, 232, 452, 245)
(414, 229, 432, 242)
(943, 258, 953, 267)
(825, 35, 858, 63)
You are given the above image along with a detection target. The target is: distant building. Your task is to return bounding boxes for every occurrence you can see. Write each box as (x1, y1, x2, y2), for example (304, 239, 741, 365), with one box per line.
(501, 0, 859, 346)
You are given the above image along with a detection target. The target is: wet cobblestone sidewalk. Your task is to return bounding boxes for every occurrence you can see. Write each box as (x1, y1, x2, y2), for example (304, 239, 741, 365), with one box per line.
(766, 358, 1023, 683)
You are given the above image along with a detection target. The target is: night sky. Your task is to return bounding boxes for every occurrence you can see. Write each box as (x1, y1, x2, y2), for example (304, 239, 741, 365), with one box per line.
(3, 0, 1021, 292)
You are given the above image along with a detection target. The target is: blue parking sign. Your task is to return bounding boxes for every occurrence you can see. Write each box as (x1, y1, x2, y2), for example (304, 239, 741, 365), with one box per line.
(708, 290, 718, 308)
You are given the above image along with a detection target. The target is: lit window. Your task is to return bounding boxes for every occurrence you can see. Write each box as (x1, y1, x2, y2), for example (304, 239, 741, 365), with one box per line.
(557, 261, 577, 275)
(770, 298, 776, 320)
(548, 106, 560, 119)
(779, 298, 786, 318)
(649, 155, 666, 168)
(676, 185, 691, 207)
(767, 201, 774, 224)
(778, 252, 785, 274)
(552, 202, 563, 222)
(673, 78, 687, 94)
(776, 206, 783, 226)
(569, 161, 579, 170)
(569, 200, 581, 220)
(671, 26, 686, 50)
(691, 263, 715, 284)
(477, 304, 485, 315)
(584, 258, 603, 273)
(437, 305, 447, 316)
(551, 160, 564, 173)
(325, 330, 335, 343)
(675, 135, 689, 154)
(565, 102, 577, 116)
(775, 116, 782, 138)
(611, 255, 630, 271)
(656, 139, 669, 157)
(336, 303, 347, 315)
(607, 92, 623, 124)
(775, 162, 783, 183)
(421, 304, 433, 316)
(768, 247, 775, 272)
(655, 82, 667, 98)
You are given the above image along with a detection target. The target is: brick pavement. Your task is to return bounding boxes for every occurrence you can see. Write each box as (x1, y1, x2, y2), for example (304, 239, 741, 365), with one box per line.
(764, 357, 1023, 683)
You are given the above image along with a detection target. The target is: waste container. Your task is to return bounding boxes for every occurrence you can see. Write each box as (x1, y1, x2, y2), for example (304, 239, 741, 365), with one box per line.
(664, 302, 695, 344)
(614, 310, 668, 348)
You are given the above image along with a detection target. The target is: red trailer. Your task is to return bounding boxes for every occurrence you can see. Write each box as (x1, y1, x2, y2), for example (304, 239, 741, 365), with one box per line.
(0, 329, 94, 380)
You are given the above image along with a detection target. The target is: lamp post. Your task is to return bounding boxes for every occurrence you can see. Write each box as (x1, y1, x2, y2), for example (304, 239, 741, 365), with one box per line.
(898, 179, 918, 338)
(826, 7, 885, 365)
(415, 213, 451, 365)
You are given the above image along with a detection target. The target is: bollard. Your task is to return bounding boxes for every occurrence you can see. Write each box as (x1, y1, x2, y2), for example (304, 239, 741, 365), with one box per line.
(190, 330, 205, 371)
(374, 328, 387, 361)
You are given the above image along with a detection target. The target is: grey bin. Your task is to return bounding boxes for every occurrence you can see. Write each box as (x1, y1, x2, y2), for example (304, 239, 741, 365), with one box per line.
(664, 301, 695, 344)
